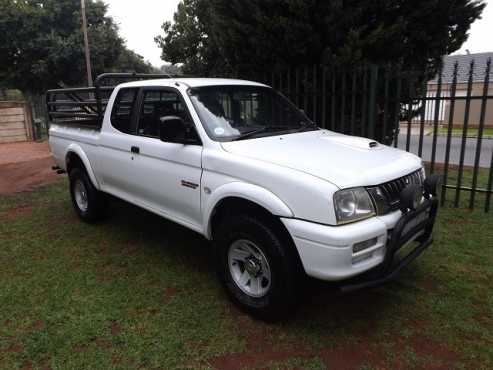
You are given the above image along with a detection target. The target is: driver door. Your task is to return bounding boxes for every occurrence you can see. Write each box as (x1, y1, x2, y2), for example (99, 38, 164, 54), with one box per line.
(129, 87, 203, 229)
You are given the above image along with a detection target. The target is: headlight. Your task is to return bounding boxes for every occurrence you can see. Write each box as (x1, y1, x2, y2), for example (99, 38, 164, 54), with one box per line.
(333, 187, 375, 224)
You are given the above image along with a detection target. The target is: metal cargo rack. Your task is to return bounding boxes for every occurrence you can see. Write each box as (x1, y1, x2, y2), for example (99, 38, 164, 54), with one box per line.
(46, 73, 184, 128)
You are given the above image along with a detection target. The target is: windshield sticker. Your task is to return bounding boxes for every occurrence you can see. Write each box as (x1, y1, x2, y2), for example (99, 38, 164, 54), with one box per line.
(214, 127, 226, 136)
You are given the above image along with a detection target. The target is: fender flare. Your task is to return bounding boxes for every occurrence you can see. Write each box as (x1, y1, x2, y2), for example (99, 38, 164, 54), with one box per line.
(65, 144, 101, 190)
(203, 182, 293, 239)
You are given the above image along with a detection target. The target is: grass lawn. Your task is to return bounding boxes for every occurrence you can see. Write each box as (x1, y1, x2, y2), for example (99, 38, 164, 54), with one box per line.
(436, 127, 493, 138)
(1, 179, 492, 369)
(431, 165, 492, 211)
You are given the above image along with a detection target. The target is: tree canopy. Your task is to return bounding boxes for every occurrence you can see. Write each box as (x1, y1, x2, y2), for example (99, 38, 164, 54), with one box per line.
(0, 0, 153, 94)
(156, 0, 485, 77)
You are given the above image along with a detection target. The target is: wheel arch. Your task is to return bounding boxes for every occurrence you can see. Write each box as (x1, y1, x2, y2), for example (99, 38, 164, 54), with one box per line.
(204, 182, 293, 239)
(207, 194, 306, 279)
(65, 145, 100, 189)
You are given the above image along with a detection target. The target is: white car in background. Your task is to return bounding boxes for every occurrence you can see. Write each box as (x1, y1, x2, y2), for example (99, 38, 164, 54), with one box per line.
(47, 74, 440, 319)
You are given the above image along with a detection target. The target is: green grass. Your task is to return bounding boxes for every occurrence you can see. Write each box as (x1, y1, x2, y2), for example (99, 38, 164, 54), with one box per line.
(1, 179, 492, 369)
(437, 127, 493, 137)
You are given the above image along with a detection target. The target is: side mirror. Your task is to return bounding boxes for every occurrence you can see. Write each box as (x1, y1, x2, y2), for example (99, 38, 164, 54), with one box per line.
(159, 116, 187, 143)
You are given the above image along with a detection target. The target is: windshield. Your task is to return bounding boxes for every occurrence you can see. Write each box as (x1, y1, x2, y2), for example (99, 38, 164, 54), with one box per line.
(188, 85, 317, 141)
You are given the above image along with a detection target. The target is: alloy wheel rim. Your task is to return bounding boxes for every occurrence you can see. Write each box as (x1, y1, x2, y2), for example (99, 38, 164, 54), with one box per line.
(74, 180, 88, 212)
(228, 239, 271, 298)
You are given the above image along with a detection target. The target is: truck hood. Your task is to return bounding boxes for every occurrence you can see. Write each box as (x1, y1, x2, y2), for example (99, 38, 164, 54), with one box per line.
(220, 130, 422, 189)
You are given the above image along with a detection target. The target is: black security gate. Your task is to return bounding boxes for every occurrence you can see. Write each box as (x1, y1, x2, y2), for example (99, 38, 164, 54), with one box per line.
(238, 58, 493, 212)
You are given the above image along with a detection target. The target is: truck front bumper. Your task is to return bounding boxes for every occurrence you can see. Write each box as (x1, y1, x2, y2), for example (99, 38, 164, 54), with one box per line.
(281, 197, 438, 289)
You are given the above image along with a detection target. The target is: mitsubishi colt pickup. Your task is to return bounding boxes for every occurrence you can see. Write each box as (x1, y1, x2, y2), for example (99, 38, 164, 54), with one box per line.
(47, 73, 440, 319)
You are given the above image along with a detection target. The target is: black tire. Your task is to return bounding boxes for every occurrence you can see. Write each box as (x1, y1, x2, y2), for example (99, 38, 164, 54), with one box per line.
(215, 214, 302, 320)
(69, 167, 108, 223)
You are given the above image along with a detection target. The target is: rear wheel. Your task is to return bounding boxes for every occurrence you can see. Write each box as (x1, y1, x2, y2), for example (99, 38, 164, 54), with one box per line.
(69, 168, 107, 222)
(215, 214, 301, 320)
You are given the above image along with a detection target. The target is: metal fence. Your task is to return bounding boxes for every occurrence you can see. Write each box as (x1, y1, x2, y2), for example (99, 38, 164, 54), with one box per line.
(240, 58, 493, 212)
(31, 58, 493, 212)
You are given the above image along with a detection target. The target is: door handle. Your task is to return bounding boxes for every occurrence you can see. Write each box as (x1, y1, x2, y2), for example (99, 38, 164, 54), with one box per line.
(131, 146, 140, 154)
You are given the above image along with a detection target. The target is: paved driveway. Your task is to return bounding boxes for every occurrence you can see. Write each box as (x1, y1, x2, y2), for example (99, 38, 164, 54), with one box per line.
(396, 133, 493, 168)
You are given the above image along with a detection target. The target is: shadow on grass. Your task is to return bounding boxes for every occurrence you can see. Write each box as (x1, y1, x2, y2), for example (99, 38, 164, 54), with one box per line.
(106, 194, 402, 327)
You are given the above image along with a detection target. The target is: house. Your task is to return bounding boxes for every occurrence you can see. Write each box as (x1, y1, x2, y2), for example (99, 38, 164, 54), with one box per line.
(427, 52, 493, 128)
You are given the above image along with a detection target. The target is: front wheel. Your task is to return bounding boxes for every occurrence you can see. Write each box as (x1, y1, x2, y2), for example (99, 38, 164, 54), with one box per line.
(215, 214, 301, 320)
(69, 168, 107, 223)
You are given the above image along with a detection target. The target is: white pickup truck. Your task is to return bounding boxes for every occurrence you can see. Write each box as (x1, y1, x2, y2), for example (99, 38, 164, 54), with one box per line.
(48, 73, 440, 319)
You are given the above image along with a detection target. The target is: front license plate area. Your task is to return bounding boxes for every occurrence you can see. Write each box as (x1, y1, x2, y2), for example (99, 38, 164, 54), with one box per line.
(402, 208, 430, 237)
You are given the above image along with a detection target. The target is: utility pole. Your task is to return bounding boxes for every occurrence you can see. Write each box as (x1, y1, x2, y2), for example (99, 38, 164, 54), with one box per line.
(81, 0, 93, 87)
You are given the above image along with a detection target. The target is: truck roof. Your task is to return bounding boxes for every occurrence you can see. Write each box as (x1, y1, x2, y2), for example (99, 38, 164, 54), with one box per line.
(118, 78, 268, 89)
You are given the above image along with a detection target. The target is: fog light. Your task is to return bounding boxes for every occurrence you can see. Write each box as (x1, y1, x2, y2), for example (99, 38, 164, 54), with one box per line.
(353, 237, 378, 253)
(352, 252, 373, 264)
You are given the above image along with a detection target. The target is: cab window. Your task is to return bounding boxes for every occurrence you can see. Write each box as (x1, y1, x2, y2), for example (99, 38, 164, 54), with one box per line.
(137, 90, 192, 138)
(110, 88, 138, 134)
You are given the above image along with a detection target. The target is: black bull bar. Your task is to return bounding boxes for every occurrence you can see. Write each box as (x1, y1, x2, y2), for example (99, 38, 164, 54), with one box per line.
(340, 196, 439, 293)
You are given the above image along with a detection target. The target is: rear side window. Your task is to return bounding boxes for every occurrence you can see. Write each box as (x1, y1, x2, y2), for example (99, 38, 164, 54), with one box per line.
(110, 88, 138, 134)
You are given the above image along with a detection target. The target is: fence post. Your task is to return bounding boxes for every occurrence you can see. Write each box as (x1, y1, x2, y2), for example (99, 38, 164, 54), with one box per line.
(322, 67, 327, 128)
(393, 67, 402, 147)
(340, 69, 347, 133)
(367, 65, 378, 139)
(331, 66, 336, 131)
(312, 65, 318, 124)
(382, 65, 390, 144)
(441, 61, 459, 206)
(406, 74, 414, 152)
(470, 58, 491, 209)
(418, 78, 428, 157)
(430, 66, 443, 173)
(350, 69, 357, 135)
(454, 60, 475, 208)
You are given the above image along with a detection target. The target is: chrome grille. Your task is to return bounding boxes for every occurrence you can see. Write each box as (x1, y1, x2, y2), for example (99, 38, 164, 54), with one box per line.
(368, 169, 424, 213)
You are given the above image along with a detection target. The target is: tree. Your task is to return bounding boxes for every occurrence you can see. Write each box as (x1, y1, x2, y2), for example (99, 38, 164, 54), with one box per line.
(156, 0, 485, 77)
(0, 0, 152, 95)
(159, 63, 183, 75)
(155, 0, 216, 75)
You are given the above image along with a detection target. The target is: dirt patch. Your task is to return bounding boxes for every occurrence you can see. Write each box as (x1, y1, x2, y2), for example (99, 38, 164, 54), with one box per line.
(121, 242, 140, 256)
(162, 287, 181, 304)
(210, 307, 315, 369)
(404, 335, 460, 369)
(94, 337, 112, 350)
(1, 342, 24, 354)
(319, 343, 387, 370)
(30, 320, 45, 331)
(211, 303, 463, 370)
(210, 333, 459, 370)
(418, 276, 441, 293)
(0, 141, 59, 195)
(110, 321, 122, 336)
(73, 344, 89, 353)
(0, 141, 51, 166)
(211, 348, 313, 370)
(0, 205, 33, 220)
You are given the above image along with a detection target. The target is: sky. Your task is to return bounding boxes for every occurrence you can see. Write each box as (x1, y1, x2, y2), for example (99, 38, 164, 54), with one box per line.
(105, 0, 181, 67)
(105, 0, 492, 68)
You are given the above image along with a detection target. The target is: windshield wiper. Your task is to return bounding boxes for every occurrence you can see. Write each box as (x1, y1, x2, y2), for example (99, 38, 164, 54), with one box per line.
(232, 125, 294, 141)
